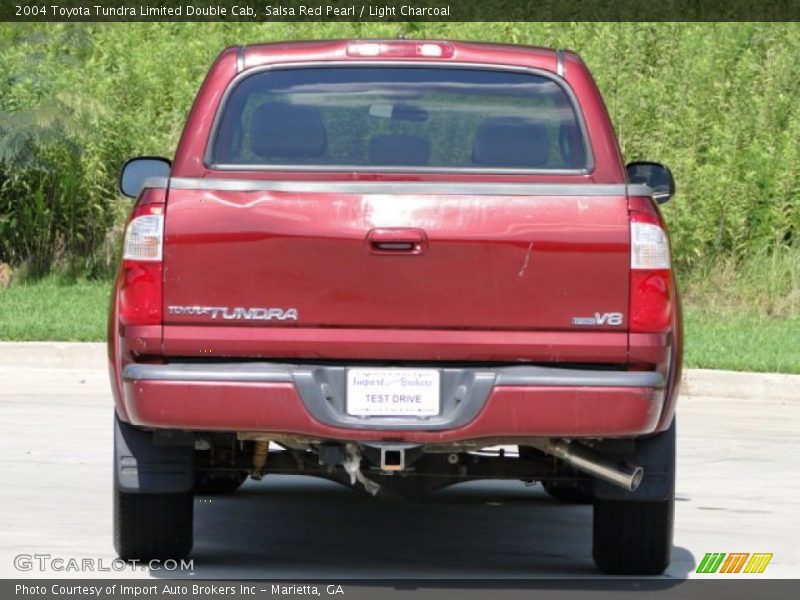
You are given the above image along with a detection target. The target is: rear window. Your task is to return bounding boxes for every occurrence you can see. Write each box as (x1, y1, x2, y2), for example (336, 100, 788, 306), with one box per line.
(209, 66, 590, 171)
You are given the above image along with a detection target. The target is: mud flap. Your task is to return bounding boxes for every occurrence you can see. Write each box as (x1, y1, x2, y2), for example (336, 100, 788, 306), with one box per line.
(114, 412, 194, 493)
(592, 418, 675, 501)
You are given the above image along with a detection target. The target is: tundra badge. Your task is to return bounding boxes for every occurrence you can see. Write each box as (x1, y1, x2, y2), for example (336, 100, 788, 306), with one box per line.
(167, 306, 299, 321)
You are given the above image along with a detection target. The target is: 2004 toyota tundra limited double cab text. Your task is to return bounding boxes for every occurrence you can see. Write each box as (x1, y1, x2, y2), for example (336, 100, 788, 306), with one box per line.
(111, 40, 681, 575)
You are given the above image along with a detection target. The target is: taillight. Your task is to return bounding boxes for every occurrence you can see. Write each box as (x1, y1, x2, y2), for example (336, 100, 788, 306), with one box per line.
(629, 215, 673, 333)
(346, 41, 454, 58)
(119, 204, 164, 326)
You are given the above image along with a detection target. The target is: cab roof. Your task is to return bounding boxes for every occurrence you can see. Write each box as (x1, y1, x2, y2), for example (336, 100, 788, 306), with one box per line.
(233, 39, 580, 77)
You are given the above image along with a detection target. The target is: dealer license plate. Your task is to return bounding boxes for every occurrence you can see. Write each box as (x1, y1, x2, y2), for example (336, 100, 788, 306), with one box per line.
(346, 368, 440, 417)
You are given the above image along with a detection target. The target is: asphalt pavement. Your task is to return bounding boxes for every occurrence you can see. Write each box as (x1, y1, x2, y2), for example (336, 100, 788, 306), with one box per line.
(0, 345, 798, 579)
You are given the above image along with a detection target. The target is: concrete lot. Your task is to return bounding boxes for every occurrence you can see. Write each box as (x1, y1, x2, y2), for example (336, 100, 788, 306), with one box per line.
(0, 345, 798, 579)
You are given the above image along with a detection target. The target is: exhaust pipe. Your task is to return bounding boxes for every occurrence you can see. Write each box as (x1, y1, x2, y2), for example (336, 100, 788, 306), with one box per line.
(542, 440, 643, 491)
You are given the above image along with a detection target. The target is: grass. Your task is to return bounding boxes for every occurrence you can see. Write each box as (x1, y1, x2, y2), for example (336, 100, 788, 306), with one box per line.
(1, 275, 799, 374)
(0, 276, 109, 342)
(680, 247, 800, 319)
(678, 246, 800, 373)
(683, 310, 800, 374)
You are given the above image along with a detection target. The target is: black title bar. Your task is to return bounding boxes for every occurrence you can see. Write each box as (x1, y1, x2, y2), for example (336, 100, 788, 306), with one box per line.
(3, 0, 800, 22)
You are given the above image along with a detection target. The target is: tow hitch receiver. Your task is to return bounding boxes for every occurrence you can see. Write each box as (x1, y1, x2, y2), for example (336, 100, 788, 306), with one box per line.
(361, 443, 424, 473)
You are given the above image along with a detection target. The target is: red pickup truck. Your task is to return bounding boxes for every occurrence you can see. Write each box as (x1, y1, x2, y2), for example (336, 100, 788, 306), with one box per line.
(110, 39, 681, 575)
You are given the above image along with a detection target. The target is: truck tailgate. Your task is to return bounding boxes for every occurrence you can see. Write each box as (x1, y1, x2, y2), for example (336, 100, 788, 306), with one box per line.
(161, 182, 630, 360)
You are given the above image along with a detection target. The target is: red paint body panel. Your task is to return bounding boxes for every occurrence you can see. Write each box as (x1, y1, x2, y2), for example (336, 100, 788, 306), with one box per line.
(109, 40, 682, 443)
(124, 380, 663, 441)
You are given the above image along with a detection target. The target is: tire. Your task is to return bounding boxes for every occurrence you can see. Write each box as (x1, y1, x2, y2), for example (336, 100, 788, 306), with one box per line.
(592, 418, 676, 575)
(592, 496, 674, 575)
(114, 488, 193, 561)
(543, 480, 593, 504)
(193, 471, 248, 495)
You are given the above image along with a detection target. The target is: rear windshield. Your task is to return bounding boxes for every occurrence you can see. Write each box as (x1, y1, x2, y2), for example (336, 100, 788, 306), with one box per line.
(210, 66, 590, 171)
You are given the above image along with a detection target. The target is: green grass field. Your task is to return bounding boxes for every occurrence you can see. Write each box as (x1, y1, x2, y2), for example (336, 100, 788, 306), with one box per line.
(0, 277, 109, 342)
(1, 277, 798, 373)
(683, 310, 800, 374)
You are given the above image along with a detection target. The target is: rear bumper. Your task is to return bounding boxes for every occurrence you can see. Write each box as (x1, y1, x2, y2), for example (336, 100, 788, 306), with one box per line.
(121, 362, 665, 442)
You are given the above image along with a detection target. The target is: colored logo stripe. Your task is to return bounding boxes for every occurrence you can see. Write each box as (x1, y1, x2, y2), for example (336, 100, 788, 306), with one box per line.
(744, 553, 773, 573)
(696, 552, 773, 574)
(697, 553, 726, 573)
(720, 553, 749, 573)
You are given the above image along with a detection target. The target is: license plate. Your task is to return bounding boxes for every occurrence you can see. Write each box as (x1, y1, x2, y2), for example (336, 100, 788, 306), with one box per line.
(346, 368, 440, 417)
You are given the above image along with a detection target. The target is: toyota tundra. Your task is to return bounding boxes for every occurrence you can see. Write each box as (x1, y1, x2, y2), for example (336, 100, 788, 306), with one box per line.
(110, 39, 681, 575)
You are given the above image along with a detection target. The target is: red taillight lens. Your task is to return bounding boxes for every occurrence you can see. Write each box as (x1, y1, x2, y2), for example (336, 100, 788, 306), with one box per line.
(630, 216, 673, 333)
(119, 262, 162, 326)
(119, 204, 164, 326)
(630, 269, 672, 333)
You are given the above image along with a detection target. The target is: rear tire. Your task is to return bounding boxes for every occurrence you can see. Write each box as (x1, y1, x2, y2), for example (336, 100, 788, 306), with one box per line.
(592, 496, 674, 575)
(592, 419, 676, 575)
(193, 471, 248, 495)
(114, 488, 193, 561)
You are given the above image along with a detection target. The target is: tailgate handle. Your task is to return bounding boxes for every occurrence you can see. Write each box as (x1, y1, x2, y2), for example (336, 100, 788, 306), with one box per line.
(366, 228, 427, 255)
